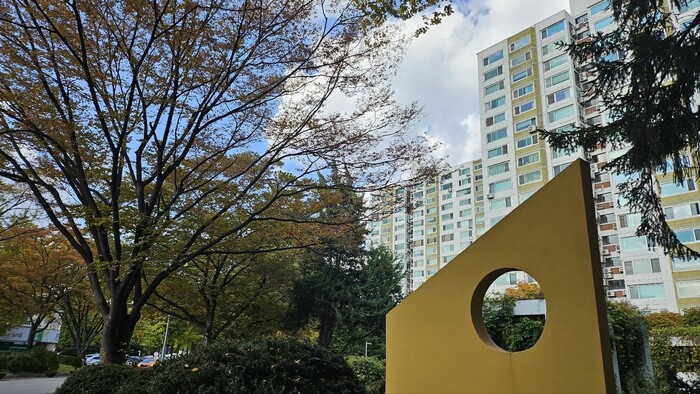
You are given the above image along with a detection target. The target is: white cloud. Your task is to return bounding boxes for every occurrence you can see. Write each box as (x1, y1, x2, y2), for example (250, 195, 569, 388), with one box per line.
(392, 0, 570, 166)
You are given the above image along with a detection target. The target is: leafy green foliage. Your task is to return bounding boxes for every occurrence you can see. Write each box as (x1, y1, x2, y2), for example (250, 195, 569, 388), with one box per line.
(55, 364, 136, 394)
(0, 353, 8, 372)
(647, 310, 684, 329)
(541, 0, 700, 259)
(347, 356, 385, 394)
(606, 302, 652, 392)
(6, 348, 59, 373)
(503, 318, 545, 352)
(44, 351, 59, 372)
(57, 355, 83, 369)
(650, 327, 700, 393)
(140, 339, 366, 394)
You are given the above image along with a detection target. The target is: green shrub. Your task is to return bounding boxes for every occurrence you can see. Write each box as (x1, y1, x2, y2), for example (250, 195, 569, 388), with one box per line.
(8, 352, 44, 373)
(0, 353, 8, 372)
(45, 352, 59, 372)
(55, 364, 135, 394)
(115, 368, 158, 394)
(142, 339, 366, 394)
(346, 356, 385, 394)
(58, 355, 83, 369)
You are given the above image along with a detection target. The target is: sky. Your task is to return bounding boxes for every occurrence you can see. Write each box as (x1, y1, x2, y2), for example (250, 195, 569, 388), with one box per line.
(392, 0, 570, 166)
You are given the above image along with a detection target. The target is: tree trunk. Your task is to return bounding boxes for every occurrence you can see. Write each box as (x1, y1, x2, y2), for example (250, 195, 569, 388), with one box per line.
(100, 311, 136, 364)
(318, 313, 337, 348)
(25, 318, 41, 351)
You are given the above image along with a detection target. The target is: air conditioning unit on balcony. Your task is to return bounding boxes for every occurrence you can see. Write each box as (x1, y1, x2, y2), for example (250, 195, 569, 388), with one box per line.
(528, 125, 538, 133)
(486, 193, 494, 199)
(602, 249, 611, 256)
(607, 290, 617, 297)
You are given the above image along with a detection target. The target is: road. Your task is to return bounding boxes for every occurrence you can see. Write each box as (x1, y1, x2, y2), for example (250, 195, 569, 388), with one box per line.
(0, 377, 66, 394)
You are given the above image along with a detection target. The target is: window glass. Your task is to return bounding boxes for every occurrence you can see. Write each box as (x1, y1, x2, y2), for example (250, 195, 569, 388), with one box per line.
(487, 162, 510, 176)
(677, 281, 700, 298)
(486, 96, 506, 111)
(512, 67, 533, 82)
(486, 112, 507, 127)
(486, 128, 508, 143)
(518, 170, 541, 185)
(548, 105, 575, 122)
(594, 15, 614, 31)
(544, 54, 568, 71)
(511, 51, 532, 67)
(484, 66, 503, 81)
(659, 180, 696, 196)
(516, 135, 538, 149)
(517, 152, 540, 167)
(590, 1, 609, 15)
(487, 145, 508, 158)
(547, 88, 571, 104)
(680, 0, 700, 12)
(483, 50, 504, 66)
(542, 41, 559, 56)
(514, 101, 535, 115)
(629, 283, 665, 299)
(490, 197, 512, 210)
(484, 81, 505, 96)
(513, 83, 534, 99)
(510, 35, 531, 51)
(673, 256, 700, 272)
(546, 70, 570, 87)
(489, 179, 512, 193)
(515, 117, 537, 132)
(621, 236, 648, 252)
(541, 20, 565, 39)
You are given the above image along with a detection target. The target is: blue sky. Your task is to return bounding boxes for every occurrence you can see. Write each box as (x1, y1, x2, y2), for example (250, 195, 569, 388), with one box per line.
(391, 0, 569, 165)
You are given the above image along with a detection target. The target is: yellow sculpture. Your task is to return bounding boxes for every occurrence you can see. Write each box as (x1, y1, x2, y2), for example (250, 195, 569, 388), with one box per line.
(386, 159, 615, 393)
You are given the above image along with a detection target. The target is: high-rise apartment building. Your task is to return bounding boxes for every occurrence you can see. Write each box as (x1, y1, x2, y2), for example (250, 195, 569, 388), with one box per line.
(369, 0, 700, 312)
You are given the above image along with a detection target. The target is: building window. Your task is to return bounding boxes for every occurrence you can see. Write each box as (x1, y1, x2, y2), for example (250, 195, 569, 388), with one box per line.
(602, 235, 619, 245)
(513, 83, 534, 99)
(621, 236, 649, 252)
(512, 67, 533, 83)
(489, 179, 512, 193)
(590, 0, 609, 15)
(459, 168, 470, 176)
(518, 170, 541, 185)
(483, 49, 504, 66)
(676, 280, 700, 298)
(665, 203, 700, 220)
(629, 283, 665, 299)
(547, 87, 571, 105)
(513, 100, 535, 115)
(441, 234, 455, 242)
(456, 188, 471, 197)
(553, 162, 570, 175)
(442, 223, 454, 231)
(441, 202, 453, 210)
(594, 15, 614, 32)
(515, 117, 537, 132)
(517, 152, 540, 167)
(487, 161, 510, 176)
(511, 51, 532, 67)
(541, 20, 565, 39)
(674, 228, 700, 244)
(440, 183, 452, 191)
(679, 0, 700, 12)
(484, 66, 504, 81)
(487, 145, 509, 158)
(485, 112, 507, 127)
(510, 35, 531, 52)
(551, 146, 574, 159)
(672, 256, 700, 272)
(486, 128, 508, 144)
(484, 80, 505, 96)
(545, 70, 570, 87)
(623, 258, 661, 275)
(441, 213, 454, 221)
(490, 197, 512, 210)
(659, 180, 696, 196)
(459, 199, 471, 206)
(548, 104, 575, 123)
(543, 54, 568, 71)
(619, 213, 642, 228)
(542, 41, 560, 56)
(486, 96, 506, 111)
(516, 134, 538, 149)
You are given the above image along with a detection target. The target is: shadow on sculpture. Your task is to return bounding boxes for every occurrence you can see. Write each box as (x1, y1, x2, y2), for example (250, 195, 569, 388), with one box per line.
(386, 159, 615, 393)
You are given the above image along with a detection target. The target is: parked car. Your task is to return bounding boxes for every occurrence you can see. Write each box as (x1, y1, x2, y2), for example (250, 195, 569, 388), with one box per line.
(126, 355, 143, 367)
(85, 354, 100, 365)
(137, 356, 157, 368)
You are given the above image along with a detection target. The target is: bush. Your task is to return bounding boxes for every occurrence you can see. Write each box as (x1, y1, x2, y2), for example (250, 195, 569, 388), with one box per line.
(55, 364, 135, 394)
(8, 352, 44, 373)
(0, 353, 8, 372)
(142, 339, 366, 394)
(347, 356, 385, 394)
(45, 352, 59, 372)
(58, 355, 83, 369)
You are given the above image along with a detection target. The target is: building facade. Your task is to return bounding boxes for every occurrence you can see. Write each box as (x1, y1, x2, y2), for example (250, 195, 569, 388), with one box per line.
(369, 0, 700, 312)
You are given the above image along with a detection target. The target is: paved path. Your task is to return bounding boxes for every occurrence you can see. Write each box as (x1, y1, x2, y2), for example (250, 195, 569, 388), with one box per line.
(0, 377, 66, 394)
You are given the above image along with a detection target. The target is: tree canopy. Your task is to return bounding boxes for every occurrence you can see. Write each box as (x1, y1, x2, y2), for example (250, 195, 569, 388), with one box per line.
(0, 0, 442, 362)
(541, 0, 700, 259)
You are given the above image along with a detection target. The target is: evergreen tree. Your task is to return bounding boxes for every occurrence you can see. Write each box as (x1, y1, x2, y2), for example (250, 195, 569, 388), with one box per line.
(541, 0, 700, 259)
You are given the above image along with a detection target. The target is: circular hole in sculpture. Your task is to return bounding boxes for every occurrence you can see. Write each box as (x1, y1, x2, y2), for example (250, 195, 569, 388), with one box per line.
(480, 270, 546, 352)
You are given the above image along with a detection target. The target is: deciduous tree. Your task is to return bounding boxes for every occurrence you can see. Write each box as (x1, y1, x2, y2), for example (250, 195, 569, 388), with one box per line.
(0, 0, 442, 362)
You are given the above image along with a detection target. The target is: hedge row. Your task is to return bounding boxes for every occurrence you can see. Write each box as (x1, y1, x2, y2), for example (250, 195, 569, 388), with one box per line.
(0, 348, 59, 373)
(57, 339, 367, 394)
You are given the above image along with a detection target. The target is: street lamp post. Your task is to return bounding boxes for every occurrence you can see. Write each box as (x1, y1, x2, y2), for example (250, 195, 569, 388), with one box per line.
(160, 315, 170, 361)
(365, 341, 371, 357)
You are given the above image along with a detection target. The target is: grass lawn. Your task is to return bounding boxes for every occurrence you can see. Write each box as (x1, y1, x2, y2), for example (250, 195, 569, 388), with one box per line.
(58, 364, 77, 374)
